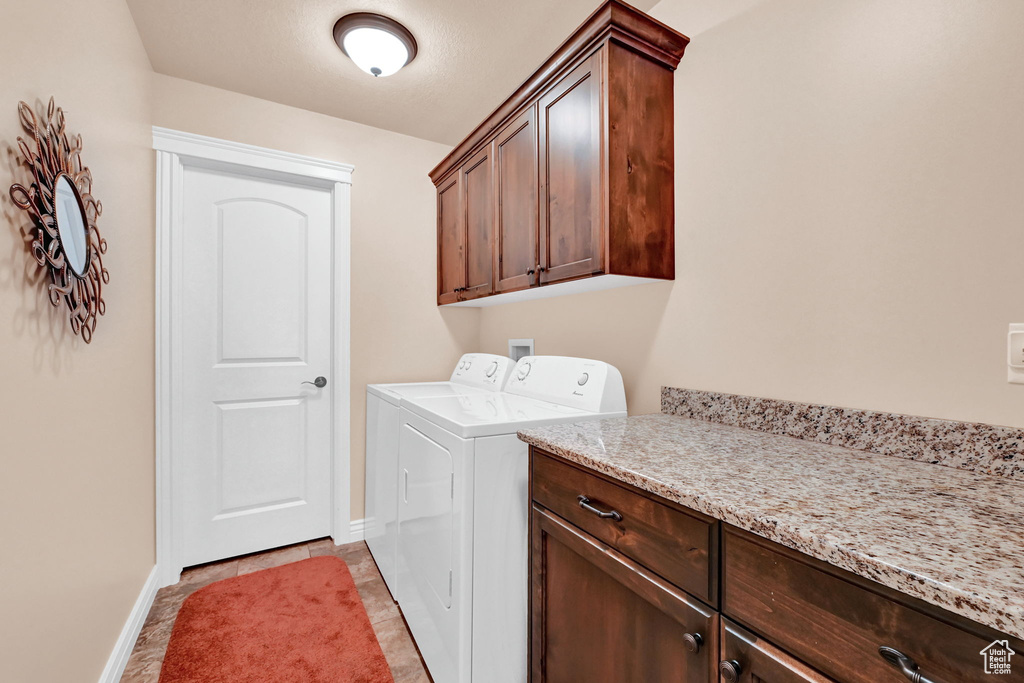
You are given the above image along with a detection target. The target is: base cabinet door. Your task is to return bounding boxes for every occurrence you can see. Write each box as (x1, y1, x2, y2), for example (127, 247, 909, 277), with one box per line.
(719, 620, 834, 683)
(531, 506, 716, 683)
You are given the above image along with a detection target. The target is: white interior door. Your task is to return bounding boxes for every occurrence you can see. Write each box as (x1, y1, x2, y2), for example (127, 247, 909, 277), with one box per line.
(180, 165, 334, 567)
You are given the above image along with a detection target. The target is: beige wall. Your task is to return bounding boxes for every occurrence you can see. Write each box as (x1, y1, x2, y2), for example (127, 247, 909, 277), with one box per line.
(0, 0, 156, 681)
(151, 74, 480, 521)
(480, 0, 1024, 428)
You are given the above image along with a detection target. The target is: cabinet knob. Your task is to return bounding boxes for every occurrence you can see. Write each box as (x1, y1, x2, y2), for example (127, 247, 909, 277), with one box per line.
(526, 268, 535, 275)
(719, 660, 742, 682)
(682, 632, 702, 654)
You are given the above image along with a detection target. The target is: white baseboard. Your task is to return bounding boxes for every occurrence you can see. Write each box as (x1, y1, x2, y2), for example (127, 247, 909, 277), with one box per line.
(98, 566, 159, 683)
(347, 517, 365, 542)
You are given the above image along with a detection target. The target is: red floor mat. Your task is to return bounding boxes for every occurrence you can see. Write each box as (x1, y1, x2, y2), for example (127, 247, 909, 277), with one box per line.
(160, 556, 393, 683)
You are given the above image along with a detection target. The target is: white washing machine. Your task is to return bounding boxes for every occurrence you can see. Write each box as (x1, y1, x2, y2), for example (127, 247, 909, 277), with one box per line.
(396, 356, 627, 683)
(365, 353, 515, 599)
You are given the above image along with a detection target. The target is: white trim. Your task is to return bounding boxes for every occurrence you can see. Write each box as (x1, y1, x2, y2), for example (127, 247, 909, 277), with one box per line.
(98, 566, 159, 683)
(154, 128, 354, 586)
(443, 274, 660, 306)
(152, 127, 353, 185)
(345, 517, 366, 543)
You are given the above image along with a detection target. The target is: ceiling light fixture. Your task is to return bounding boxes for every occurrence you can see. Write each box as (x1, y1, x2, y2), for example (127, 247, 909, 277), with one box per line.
(333, 13, 417, 78)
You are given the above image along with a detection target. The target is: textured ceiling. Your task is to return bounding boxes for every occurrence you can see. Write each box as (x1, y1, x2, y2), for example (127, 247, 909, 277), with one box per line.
(127, 0, 659, 145)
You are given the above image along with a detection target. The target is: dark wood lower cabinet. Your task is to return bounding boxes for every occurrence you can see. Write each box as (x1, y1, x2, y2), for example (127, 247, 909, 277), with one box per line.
(531, 506, 717, 683)
(528, 446, 1024, 683)
(720, 619, 834, 683)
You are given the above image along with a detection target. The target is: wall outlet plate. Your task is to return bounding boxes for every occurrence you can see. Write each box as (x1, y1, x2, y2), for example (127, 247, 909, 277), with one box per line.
(1008, 324, 1024, 384)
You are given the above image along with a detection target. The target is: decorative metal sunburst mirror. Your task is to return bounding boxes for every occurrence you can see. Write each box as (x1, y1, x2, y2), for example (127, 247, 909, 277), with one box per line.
(9, 97, 108, 343)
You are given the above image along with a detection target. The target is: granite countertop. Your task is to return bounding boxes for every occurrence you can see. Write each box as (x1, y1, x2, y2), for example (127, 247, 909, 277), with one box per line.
(518, 413, 1024, 639)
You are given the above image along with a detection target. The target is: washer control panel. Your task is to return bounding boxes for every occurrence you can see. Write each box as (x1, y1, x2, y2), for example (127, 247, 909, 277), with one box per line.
(449, 353, 515, 390)
(506, 356, 626, 413)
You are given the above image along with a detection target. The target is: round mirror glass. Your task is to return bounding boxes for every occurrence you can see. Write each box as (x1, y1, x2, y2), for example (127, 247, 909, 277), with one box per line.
(54, 174, 89, 276)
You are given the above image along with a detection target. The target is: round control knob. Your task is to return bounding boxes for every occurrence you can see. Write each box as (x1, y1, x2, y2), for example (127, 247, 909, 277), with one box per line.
(464, 361, 472, 370)
(719, 660, 742, 683)
(517, 362, 532, 380)
(577, 372, 589, 386)
(458, 361, 466, 370)
(486, 361, 499, 377)
(682, 632, 702, 654)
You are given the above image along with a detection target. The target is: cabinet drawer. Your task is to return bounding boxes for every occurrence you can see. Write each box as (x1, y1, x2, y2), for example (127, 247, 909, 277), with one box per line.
(722, 526, 1023, 683)
(719, 618, 834, 683)
(531, 449, 717, 603)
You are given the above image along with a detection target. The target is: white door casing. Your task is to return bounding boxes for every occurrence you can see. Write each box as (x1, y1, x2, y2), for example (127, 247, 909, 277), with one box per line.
(155, 128, 353, 586)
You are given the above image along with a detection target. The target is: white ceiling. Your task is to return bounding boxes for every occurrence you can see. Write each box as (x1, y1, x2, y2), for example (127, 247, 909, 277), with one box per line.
(127, 0, 658, 145)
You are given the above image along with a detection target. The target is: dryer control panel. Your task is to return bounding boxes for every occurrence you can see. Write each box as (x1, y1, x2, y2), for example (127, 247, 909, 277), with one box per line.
(449, 353, 515, 391)
(505, 356, 626, 413)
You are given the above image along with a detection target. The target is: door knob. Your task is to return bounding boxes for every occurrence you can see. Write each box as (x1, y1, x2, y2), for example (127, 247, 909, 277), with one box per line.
(302, 376, 327, 388)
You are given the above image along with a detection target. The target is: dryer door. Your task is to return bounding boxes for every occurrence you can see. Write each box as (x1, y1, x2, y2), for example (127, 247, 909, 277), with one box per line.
(397, 409, 474, 683)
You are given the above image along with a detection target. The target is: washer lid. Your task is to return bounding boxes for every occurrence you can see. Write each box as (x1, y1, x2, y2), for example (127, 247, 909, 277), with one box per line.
(367, 381, 490, 405)
(401, 392, 612, 439)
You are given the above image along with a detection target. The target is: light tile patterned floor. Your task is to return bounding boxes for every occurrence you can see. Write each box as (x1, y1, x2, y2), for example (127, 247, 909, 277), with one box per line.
(119, 539, 431, 682)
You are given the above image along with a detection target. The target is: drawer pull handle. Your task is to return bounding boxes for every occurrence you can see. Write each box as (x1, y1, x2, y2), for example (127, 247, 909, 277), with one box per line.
(682, 632, 702, 654)
(719, 659, 742, 682)
(879, 647, 939, 683)
(577, 495, 622, 522)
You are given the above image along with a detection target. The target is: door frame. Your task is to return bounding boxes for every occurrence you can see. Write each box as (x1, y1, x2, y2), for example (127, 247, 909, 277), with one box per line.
(153, 127, 354, 587)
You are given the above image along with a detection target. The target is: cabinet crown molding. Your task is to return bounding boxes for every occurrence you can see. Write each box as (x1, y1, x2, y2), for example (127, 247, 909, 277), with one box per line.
(428, 0, 689, 184)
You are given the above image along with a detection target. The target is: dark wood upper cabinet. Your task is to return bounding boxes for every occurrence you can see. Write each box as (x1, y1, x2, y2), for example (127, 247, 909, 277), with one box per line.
(436, 173, 463, 305)
(461, 144, 495, 300)
(430, 0, 689, 306)
(538, 51, 604, 285)
(494, 107, 540, 293)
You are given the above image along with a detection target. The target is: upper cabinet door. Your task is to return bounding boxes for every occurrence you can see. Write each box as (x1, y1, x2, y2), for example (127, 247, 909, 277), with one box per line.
(538, 51, 605, 285)
(494, 106, 539, 293)
(436, 174, 464, 305)
(461, 144, 495, 300)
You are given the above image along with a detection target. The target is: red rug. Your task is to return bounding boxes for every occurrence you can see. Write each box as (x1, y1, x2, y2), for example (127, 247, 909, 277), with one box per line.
(160, 556, 394, 683)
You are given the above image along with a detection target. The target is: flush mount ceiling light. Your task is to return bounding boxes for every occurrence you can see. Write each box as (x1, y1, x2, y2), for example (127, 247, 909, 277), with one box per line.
(333, 13, 417, 78)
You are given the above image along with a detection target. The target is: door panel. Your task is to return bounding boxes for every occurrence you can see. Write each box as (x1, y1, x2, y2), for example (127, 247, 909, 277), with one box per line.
(539, 51, 604, 284)
(437, 174, 464, 304)
(217, 200, 307, 362)
(181, 167, 333, 567)
(531, 507, 717, 683)
(494, 107, 539, 292)
(462, 144, 495, 299)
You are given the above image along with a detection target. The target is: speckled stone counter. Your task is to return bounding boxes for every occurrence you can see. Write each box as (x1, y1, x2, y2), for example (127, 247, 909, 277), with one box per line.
(517, 413, 1024, 639)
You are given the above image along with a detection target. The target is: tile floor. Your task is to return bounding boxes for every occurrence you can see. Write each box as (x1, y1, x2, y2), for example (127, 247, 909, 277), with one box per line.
(120, 539, 431, 682)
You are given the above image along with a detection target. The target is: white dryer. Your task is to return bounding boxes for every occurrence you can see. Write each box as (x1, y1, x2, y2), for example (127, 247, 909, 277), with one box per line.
(365, 353, 515, 599)
(396, 356, 626, 683)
